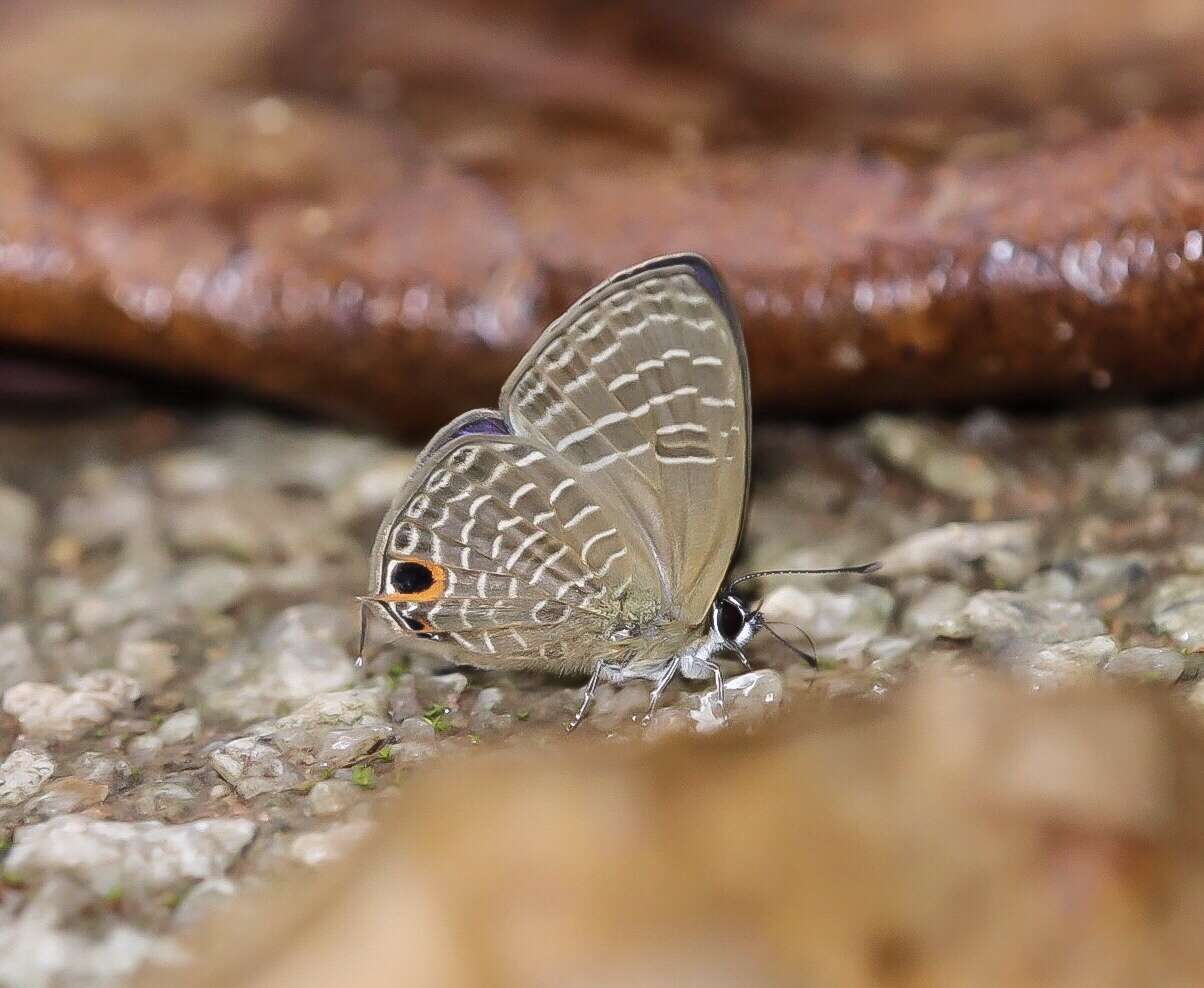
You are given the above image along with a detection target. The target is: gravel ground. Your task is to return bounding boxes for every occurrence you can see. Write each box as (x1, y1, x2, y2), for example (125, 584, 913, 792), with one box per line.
(0, 399, 1200, 987)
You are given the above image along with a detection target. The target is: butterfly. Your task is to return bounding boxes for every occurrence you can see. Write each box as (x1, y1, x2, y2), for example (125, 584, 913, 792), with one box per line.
(361, 254, 877, 728)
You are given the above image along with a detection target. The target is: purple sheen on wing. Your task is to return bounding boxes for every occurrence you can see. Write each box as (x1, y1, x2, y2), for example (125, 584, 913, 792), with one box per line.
(453, 415, 510, 438)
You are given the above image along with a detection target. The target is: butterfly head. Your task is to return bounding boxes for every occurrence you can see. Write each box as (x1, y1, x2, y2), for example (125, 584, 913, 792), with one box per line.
(711, 593, 762, 651)
(718, 560, 883, 669)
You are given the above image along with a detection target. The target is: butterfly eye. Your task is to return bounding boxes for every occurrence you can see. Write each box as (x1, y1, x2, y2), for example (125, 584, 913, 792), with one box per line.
(387, 558, 447, 602)
(714, 596, 746, 643)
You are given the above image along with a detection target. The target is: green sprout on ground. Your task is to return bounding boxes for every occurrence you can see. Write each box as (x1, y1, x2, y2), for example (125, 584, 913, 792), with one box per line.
(350, 764, 376, 789)
(422, 704, 452, 733)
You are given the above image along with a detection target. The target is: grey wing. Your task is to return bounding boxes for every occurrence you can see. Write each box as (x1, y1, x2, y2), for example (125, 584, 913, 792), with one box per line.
(367, 432, 659, 673)
(499, 254, 750, 625)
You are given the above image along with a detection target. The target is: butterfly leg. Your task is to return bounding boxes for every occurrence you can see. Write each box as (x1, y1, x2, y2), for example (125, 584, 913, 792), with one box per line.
(641, 657, 682, 726)
(566, 659, 612, 732)
(700, 658, 728, 724)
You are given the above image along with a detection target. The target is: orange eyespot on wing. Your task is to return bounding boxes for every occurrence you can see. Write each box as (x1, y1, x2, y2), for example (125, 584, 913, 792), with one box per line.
(384, 557, 447, 603)
(398, 613, 434, 633)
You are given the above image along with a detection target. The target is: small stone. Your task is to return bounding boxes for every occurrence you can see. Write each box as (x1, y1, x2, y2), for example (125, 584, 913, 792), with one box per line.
(723, 670, 785, 727)
(269, 428, 387, 494)
(25, 777, 109, 817)
(330, 452, 416, 522)
(33, 575, 84, 620)
(396, 716, 437, 743)
(153, 448, 233, 496)
(5, 815, 256, 894)
(71, 561, 170, 635)
(590, 683, 651, 728)
(983, 546, 1040, 587)
(43, 533, 83, 570)
(822, 632, 879, 667)
(71, 752, 132, 787)
(1102, 452, 1156, 507)
(289, 820, 372, 867)
(126, 734, 165, 765)
(878, 521, 1039, 578)
(1164, 440, 1203, 477)
(0, 483, 38, 570)
(866, 636, 916, 669)
(0, 877, 181, 987)
(936, 591, 1106, 646)
(903, 584, 969, 637)
(311, 726, 393, 768)
(687, 688, 727, 735)
(390, 716, 438, 762)
(1021, 568, 1078, 600)
(174, 877, 238, 926)
(272, 688, 387, 730)
(1008, 635, 1118, 686)
(167, 494, 268, 559)
(0, 748, 55, 807)
(196, 605, 356, 724)
(129, 779, 201, 821)
(306, 779, 359, 816)
(54, 466, 149, 549)
(644, 706, 691, 741)
(269, 689, 391, 769)
(1180, 544, 1204, 573)
(1105, 647, 1186, 684)
(386, 673, 422, 722)
(167, 489, 355, 563)
(422, 672, 470, 710)
(1075, 555, 1151, 600)
(469, 686, 512, 732)
(115, 639, 178, 690)
(1149, 575, 1204, 652)
(0, 623, 39, 692)
(173, 557, 253, 613)
(210, 738, 302, 799)
(864, 416, 999, 500)
(2, 672, 142, 741)
(761, 583, 894, 643)
(157, 708, 202, 744)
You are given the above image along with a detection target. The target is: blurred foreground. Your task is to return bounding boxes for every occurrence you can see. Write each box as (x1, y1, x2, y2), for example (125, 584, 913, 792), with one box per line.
(154, 673, 1204, 988)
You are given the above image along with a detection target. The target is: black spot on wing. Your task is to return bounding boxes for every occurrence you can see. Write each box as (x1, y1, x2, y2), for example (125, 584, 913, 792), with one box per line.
(392, 561, 436, 594)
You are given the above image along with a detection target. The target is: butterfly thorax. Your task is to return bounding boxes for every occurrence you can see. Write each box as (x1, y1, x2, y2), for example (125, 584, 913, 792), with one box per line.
(595, 583, 668, 640)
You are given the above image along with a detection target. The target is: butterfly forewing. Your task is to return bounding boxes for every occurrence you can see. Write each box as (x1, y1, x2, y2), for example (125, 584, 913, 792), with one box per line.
(500, 256, 749, 625)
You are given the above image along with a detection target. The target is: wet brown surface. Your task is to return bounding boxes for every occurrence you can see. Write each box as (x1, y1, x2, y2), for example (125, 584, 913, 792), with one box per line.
(4, 2, 1204, 435)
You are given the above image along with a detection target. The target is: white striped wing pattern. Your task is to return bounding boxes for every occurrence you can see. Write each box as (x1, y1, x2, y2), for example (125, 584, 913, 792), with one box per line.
(501, 256, 749, 625)
(368, 254, 750, 673)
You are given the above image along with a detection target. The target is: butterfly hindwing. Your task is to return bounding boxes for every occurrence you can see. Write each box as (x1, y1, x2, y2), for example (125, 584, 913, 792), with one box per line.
(500, 254, 750, 625)
(369, 433, 660, 671)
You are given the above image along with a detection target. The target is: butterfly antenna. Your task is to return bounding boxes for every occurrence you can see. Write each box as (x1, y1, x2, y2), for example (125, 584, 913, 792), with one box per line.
(764, 620, 819, 669)
(726, 561, 880, 592)
(356, 599, 370, 669)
